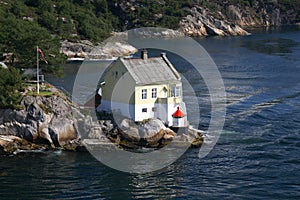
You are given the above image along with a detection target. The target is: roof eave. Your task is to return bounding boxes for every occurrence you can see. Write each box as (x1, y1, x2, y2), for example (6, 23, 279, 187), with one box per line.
(135, 80, 181, 86)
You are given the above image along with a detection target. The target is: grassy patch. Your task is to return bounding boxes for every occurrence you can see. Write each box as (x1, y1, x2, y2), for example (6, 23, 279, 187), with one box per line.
(27, 90, 56, 97)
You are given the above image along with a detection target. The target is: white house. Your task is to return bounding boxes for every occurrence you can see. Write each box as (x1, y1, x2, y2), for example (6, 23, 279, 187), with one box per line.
(98, 50, 187, 127)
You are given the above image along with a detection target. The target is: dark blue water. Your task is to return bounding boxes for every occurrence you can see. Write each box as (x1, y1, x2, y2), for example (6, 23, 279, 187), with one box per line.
(1, 27, 300, 199)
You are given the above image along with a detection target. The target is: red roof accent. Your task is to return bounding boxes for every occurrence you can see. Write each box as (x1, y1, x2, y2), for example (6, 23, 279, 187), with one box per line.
(172, 106, 186, 118)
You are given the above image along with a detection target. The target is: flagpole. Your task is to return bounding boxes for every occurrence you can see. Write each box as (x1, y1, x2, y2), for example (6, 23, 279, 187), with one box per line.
(37, 46, 40, 94)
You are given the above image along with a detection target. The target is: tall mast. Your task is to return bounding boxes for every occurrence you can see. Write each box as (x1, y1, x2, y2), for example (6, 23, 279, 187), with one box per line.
(37, 46, 40, 94)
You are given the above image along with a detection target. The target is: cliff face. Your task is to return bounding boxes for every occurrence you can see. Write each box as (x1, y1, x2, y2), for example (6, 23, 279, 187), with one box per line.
(114, 0, 299, 37)
(179, 2, 299, 37)
(179, 6, 250, 37)
(224, 3, 299, 27)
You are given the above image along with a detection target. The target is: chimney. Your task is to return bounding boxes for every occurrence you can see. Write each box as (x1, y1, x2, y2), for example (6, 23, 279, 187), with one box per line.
(141, 49, 148, 59)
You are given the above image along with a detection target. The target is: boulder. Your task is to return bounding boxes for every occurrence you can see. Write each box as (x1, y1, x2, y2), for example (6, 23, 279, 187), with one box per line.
(0, 89, 85, 153)
(49, 117, 77, 147)
(137, 119, 166, 138)
(102, 118, 178, 149)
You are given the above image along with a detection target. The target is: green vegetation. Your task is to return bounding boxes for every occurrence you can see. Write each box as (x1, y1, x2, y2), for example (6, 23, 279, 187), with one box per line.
(0, 0, 195, 71)
(26, 90, 56, 97)
(0, 0, 299, 70)
(0, 67, 24, 109)
(109, 0, 193, 30)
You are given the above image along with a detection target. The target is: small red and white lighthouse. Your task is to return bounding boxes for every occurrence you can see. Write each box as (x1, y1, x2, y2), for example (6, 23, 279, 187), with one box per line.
(172, 106, 187, 127)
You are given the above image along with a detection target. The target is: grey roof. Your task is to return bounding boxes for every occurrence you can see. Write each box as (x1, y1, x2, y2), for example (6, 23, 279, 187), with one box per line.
(120, 56, 180, 85)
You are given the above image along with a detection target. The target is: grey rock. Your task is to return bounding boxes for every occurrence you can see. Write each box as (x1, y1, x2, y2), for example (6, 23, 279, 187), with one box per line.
(26, 103, 44, 122)
(22, 125, 38, 142)
(137, 119, 166, 138)
(118, 118, 167, 138)
(0, 91, 86, 152)
(61, 39, 137, 60)
(179, 6, 250, 37)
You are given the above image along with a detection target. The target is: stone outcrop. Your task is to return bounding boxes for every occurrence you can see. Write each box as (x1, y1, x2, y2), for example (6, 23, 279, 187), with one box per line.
(60, 39, 137, 60)
(60, 40, 93, 59)
(179, 6, 250, 37)
(84, 117, 203, 150)
(90, 41, 137, 59)
(0, 135, 48, 154)
(225, 4, 298, 27)
(0, 86, 85, 154)
(183, 2, 299, 32)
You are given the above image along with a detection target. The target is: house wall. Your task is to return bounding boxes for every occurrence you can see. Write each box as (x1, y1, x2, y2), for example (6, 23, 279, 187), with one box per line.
(99, 59, 136, 118)
(134, 83, 184, 125)
(101, 59, 136, 105)
(100, 100, 135, 120)
(135, 84, 164, 121)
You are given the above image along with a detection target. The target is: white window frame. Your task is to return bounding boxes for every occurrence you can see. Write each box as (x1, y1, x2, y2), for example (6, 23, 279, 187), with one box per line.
(152, 88, 157, 98)
(171, 85, 181, 97)
(175, 86, 181, 97)
(142, 89, 147, 99)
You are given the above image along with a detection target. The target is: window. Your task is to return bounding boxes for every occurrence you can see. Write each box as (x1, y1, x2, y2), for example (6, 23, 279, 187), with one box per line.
(152, 107, 156, 112)
(114, 71, 118, 80)
(175, 86, 181, 97)
(170, 86, 175, 97)
(152, 88, 157, 98)
(142, 108, 147, 113)
(142, 89, 147, 99)
(171, 86, 181, 97)
(162, 88, 167, 98)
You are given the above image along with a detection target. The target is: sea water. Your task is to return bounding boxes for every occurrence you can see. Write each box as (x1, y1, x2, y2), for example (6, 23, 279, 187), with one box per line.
(1, 27, 299, 199)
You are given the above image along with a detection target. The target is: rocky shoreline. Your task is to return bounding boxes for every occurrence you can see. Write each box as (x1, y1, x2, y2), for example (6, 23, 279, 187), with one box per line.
(0, 85, 203, 155)
(59, 2, 300, 60)
(60, 5, 252, 60)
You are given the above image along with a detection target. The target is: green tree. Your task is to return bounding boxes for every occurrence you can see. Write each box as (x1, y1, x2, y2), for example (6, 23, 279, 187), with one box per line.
(0, 67, 24, 109)
(0, 15, 65, 75)
(94, 0, 109, 15)
(38, 11, 57, 31)
(57, 0, 75, 15)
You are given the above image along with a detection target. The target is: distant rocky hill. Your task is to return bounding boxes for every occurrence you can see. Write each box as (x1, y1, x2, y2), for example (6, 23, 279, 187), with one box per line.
(115, 0, 299, 36)
(1, 0, 299, 63)
(63, 0, 300, 58)
(1, 0, 299, 42)
(116, 0, 300, 27)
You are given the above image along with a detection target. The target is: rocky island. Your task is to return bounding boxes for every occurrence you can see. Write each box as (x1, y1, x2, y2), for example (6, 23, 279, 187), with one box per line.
(0, 84, 203, 155)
